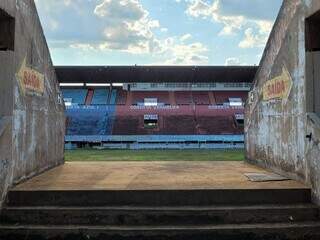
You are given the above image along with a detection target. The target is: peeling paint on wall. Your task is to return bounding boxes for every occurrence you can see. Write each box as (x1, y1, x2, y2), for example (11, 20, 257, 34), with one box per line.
(16, 58, 45, 96)
(262, 66, 292, 102)
(246, 0, 320, 204)
(0, 0, 65, 208)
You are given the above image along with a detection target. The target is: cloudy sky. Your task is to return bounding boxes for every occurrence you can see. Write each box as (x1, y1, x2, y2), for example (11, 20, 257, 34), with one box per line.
(34, 0, 282, 66)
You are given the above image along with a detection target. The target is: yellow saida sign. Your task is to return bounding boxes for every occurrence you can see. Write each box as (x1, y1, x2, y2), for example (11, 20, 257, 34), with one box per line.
(263, 66, 292, 101)
(17, 58, 45, 96)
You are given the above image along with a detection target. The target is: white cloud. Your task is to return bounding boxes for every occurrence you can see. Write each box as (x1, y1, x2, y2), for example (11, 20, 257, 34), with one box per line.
(239, 28, 265, 49)
(186, 0, 216, 18)
(94, 0, 145, 20)
(180, 34, 192, 42)
(92, 0, 161, 54)
(35, 0, 85, 15)
(256, 20, 274, 34)
(224, 57, 247, 66)
(185, 0, 274, 48)
(186, 0, 244, 35)
(34, 0, 162, 54)
(47, 19, 59, 31)
(166, 43, 208, 65)
(35, 0, 209, 64)
(225, 57, 239, 66)
(154, 37, 209, 65)
(70, 43, 96, 51)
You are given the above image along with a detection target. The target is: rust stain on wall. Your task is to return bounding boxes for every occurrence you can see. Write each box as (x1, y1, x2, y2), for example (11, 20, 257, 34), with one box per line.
(246, 0, 320, 204)
(0, 0, 65, 208)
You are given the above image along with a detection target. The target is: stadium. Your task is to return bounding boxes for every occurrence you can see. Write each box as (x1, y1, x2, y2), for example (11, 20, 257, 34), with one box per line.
(57, 66, 257, 150)
(3, 0, 320, 239)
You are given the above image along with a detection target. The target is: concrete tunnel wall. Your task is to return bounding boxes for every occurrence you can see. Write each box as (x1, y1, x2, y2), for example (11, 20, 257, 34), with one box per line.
(3, 0, 320, 209)
(245, 0, 320, 204)
(0, 0, 65, 207)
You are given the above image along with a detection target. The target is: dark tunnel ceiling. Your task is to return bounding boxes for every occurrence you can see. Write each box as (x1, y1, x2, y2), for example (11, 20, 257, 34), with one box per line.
(55, 66, 258, 83)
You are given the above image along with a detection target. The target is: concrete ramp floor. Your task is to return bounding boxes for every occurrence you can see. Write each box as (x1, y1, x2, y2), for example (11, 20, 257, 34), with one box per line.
(12, 161, 307, 191)
(1, 161, 319, 240)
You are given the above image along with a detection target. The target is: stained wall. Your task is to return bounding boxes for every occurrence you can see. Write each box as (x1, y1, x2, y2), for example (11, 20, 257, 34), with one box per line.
(246, 0, 320, 203)
(0, 0, 65, 207)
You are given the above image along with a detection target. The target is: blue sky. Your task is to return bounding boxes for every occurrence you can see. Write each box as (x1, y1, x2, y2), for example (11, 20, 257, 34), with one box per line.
(34, 0, 282, 66)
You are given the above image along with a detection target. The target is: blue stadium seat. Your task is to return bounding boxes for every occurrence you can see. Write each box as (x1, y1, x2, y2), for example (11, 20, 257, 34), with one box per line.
(66, 106, 116, 135)
(109, 89, 117, 104)
(62, 89, 87, 105)
(91, 89, 110, 105)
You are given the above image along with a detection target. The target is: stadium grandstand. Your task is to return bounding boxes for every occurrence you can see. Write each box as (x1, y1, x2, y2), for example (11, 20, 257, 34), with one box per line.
(56, 66, 258, 149)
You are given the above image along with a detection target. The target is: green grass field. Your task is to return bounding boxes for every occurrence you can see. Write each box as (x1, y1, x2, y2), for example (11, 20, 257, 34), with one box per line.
(65, 149, 245, 162)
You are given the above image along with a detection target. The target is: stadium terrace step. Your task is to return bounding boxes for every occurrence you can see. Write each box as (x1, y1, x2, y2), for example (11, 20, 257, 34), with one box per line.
(1, 188, 319, 239)
(6, 189, 311, 207)
(1, 222, 320, 240)
(0, 204, 319, 226)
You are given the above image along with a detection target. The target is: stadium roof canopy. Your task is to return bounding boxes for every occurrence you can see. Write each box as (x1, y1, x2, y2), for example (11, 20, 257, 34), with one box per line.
(55, 66, 258, 84)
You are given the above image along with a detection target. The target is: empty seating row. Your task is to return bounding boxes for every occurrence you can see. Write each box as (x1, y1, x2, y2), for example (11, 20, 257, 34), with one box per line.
(130, 91, 246, 106)
(163, 116, 197, 134)
(91, 89, 110, 105)
(192, 92, 210, 105)
(112, 117, 140, 135)
(131, 91, 170, 105)
(62, 89, 87, 105)
(175, 92, 193, 105)
(196, 116, 242, 135)
(61, 88, 248, 106)
(116, 90, 128, 105)
(110, 115, 241, 135)
(110, 89, 118, 105)
(62, 88, 128, 105)
(213, 91, 248, 105)
(66, 107, 116, 135)
(66, 111, 108, 135)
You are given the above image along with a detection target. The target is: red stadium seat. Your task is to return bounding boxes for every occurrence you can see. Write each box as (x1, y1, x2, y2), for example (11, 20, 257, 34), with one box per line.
(64, 89, 246, 137)
(175, 92, 193, 105)
(195, 116, 242, 135)
(214, 91, 248, 105)
(192, 92, 210, 105)
(116, 90, 127, 105)
(132, 91, 170, 105)
(112, 117, 141, 135)
(163, 116, 197, 134)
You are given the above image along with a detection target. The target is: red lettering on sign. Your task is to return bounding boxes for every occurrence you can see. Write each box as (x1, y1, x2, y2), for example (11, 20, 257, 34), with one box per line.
(266, 79, 286, 98)
(23, 70, 41, 90)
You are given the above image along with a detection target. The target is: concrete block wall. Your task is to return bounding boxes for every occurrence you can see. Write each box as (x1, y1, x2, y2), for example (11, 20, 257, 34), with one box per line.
(245, 0, 320, 204)
(0, 0, 65, 207)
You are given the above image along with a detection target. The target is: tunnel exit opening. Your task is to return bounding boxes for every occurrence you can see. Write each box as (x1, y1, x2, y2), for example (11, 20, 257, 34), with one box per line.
(0, 9, 15, 51)
(306, 11, 320, 115)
